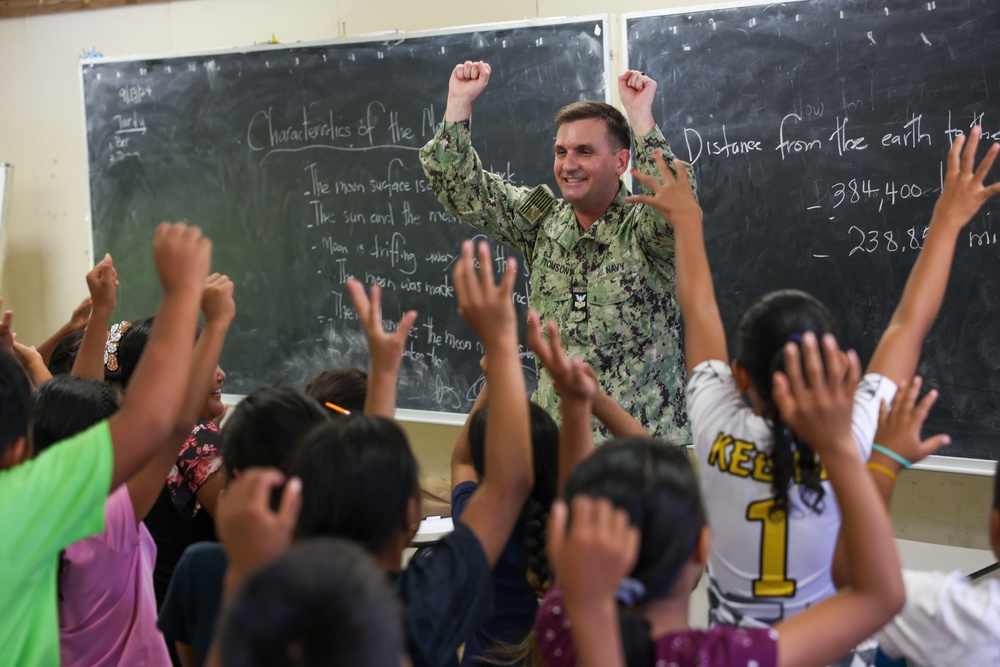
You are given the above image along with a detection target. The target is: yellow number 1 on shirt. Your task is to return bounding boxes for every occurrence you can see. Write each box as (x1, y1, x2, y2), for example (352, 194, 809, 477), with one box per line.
(746, 499, 797, 597)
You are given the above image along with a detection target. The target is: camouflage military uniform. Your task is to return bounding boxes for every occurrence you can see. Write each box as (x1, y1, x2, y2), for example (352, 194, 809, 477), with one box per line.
(419, 120, 695, 443)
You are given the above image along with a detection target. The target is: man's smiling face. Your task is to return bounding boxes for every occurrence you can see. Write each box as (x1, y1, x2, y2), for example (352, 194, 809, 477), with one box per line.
(553, 118, 630, 222)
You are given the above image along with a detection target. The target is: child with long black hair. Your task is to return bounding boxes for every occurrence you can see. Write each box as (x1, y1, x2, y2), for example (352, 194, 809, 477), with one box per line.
(536, 333, 905, 667)
(624, 126, 1000, 637)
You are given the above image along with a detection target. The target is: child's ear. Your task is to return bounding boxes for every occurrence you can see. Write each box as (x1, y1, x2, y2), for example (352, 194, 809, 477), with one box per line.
(403, 495, 422, 541)
(693, 525, 711, 566)
(731, 359, 752, 393)
(990, 509, 1000, 561)
(0, 436, 29, 470)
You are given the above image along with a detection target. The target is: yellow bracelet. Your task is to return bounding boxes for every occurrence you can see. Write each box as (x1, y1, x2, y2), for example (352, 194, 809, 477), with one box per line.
(866, 461, 898, 484)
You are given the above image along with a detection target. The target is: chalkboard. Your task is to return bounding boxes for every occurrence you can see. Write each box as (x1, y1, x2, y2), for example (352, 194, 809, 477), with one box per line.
(82, 18, 609, 417)
(626, 0, 1000, 461)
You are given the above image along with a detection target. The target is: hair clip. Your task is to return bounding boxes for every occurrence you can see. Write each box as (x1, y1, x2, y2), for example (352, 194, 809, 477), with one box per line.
(785, 333, 803, 344)
(104, 321, 132, 372)
(615, 576, 647, 607)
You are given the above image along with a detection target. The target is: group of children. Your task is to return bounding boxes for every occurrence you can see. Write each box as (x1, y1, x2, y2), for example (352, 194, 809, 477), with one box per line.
(1, 122, 999, 667)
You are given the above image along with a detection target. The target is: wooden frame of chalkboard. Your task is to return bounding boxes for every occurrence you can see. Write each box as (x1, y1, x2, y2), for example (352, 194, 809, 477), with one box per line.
(624, 0, 1000, 474)
(81, 16, 611, 426)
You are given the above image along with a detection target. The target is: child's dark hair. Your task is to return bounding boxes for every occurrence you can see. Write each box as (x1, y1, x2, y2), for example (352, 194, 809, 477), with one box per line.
(103, 317, 155, 388)
(47, 329, 85, 375)
(32, 376, 121, 455)
(0, 350, 33, 458)
(220, 386, 329, 477)
(28, 374, 122, 600)
(734, 289, 836, 516)
(219, 537, 404, 667)
(564, 438, 706, 666)
(303, 367, 368, 416)
(468, 402, 559, 597)
(292, 416, 420, 553)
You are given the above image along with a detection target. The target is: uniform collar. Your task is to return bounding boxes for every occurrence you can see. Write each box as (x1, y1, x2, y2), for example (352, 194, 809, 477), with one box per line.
(549, 183, 628, 250)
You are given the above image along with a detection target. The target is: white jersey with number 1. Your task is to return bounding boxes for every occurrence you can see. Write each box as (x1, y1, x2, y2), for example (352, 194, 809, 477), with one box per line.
(686, 360, 896, 627)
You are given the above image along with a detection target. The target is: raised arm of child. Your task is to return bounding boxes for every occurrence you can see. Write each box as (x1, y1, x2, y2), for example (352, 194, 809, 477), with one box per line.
(451, 364, 488, 488)
(106, 223, 210, 491)
(868, 126, 1000, 384)
(35, 297, 92, 365)
(527, 311, 597, 493)
(206, 467, 302, 667)
(832, 376, 949, 587)
(71, 254, 119, 381)
(451, 239, 533, 567)
(770, 333, 905, 667)
(12, 341, 50, 388)
(547, 496, 639, 667)
(527, 312, 649, 491)
(126, 273, 235, 525)
(627, 154, 727, 378)
(346, 279, 417, 419)
(0, 299, 14, 353)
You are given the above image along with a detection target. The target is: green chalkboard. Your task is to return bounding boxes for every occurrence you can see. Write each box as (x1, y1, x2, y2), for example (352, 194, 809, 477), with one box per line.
(626, 0, 999, 461)
(83, 18, 609, 415)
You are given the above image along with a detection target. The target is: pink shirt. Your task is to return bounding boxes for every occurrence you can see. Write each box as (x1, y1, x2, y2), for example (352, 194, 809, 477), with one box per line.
(59, 485, 171, 667)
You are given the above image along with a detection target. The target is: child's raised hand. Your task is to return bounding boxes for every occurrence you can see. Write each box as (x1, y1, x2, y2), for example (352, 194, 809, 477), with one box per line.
(625, 153, 701, 230)
(874, 376, 950, 467)
(68, 297, 93, 330)
(772, 332, 861, 455)
(932, 125, 1000, 230)
(548, 496, 639, 608)
(216, 468, 302, 581)
(153, 223, 212, 296)
(12, 341, 51, 387)
(201, 273, 236, 326)
(86, 253, 119, 312)
(0, 299, 12, 351)
(453, 240, 517, 348)
(347, 278, 417, 371)
(527, 310, 596, 402)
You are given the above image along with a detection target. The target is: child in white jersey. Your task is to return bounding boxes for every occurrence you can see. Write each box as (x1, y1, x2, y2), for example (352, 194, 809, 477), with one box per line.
(624, 127, 999, 636)
(535, 332, 905, 667)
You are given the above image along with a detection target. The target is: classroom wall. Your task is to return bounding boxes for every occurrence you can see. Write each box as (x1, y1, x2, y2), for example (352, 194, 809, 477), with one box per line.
(0, 0, 994, 572)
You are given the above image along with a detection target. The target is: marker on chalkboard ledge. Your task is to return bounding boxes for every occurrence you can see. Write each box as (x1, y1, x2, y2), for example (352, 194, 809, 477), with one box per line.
(325, 402, 352, 416)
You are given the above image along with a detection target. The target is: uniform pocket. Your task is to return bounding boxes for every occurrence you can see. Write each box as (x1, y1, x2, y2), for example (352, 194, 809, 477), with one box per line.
(588, 271, 652, 347)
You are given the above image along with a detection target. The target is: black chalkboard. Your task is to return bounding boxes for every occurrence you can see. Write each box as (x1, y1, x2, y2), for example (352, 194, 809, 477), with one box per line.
(82, 18, 608, 415)
(627, 0, 1000, 461)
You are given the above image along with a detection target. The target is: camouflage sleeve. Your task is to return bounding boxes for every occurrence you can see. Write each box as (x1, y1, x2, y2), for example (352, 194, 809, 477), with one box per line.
(635, 125, 699, 201)
(419, 120, 539, 254)
(632, 125, 694, 260)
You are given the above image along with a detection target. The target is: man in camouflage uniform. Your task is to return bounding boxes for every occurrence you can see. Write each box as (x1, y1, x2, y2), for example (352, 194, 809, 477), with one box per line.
(419, 61, 697, 443)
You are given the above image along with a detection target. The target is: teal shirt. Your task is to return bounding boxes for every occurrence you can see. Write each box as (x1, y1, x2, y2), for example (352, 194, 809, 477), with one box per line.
(420, 120, 695, 443)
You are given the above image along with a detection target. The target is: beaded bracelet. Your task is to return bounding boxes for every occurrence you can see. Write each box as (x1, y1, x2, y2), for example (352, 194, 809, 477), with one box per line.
(872, 444, 912, 468)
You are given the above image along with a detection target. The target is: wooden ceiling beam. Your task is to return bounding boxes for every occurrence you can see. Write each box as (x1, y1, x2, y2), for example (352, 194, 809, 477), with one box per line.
(0, 0, 176, 19)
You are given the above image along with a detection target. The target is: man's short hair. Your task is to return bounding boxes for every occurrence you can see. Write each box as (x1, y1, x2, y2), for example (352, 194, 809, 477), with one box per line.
(555, 101, 632, 152)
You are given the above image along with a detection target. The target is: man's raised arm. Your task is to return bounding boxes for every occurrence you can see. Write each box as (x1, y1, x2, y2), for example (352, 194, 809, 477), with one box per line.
(444, 61, 491, 122)
(619, 70, 698, 199)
